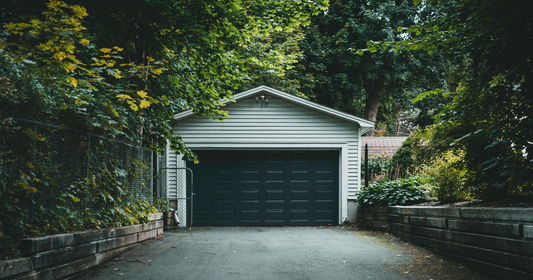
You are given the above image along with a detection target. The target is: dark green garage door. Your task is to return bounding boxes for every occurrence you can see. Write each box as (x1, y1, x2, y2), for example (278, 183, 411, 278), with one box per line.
(188, 150, 339, 226)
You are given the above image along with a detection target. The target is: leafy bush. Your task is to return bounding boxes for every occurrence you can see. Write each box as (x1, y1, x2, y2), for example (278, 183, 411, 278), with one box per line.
(418, 149, 472, 203)
(361, 153, 412, 183)
(392, 125, 452, 174)
(0, 122, 159, 258)
(357, 177, 426, 207)
(158, 199, 171, 212)
(361, 153, 392, 179)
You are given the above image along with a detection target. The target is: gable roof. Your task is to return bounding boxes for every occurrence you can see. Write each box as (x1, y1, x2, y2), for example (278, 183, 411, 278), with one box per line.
(174, 85, 375, 135)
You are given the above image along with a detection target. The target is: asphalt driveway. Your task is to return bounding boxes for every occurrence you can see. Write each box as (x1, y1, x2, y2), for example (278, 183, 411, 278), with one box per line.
(75, 226, 496, 280)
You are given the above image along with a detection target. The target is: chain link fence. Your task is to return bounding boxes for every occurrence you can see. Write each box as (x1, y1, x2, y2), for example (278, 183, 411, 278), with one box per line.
(157, 167, 193, 227)
(0, 116, 155, 255)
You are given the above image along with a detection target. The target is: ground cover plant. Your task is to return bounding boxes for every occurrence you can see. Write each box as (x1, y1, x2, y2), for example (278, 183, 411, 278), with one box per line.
(357, 177, 426, 207)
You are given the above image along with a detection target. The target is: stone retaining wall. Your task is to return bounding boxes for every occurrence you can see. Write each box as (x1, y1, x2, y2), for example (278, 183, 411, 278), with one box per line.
(358, 206, 389, 229)
(359, 206, 533, 279)
(163, 211, 175, 228)
(0, 213, 164, 280)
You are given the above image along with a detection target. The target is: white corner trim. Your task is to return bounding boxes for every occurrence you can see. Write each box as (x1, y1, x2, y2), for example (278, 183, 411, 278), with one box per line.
(356, 126, 362, 196)
(340, 144, 349, 224)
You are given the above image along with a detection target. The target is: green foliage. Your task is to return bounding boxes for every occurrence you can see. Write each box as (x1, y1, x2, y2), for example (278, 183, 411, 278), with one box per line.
(418, 149, 472, 203)
(364, 0, 533, 199)
(1, 0, 329, 160)
(391, 125, 453, 176)
(361, 153, 398, 181)
(1, 1, 165, 150)
(67, 0, 328, 157)
(357, 177, 426, 207)
(360, 152, 418, 187)
(292, 0, 449, 131)
(0, 121, 158, 258)
(158, 199, 171, 212)
(1, 0, 333, 258)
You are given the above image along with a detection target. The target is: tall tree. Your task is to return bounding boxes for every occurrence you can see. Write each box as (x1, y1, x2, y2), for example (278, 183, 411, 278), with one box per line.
(295, 0, 448, 135)
(368, 0, 533, 197)
(1, 0, 329, 158)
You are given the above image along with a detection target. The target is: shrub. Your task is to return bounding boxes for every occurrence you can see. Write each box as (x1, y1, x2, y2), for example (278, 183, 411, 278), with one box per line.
(418, 149, 472, 202)
(0, 121, 159, 258)
(158, 199, 171, 212)
(361, 153, 412, 184)
(392, 125, 452, 176)
(361, 153, 392, 180)
(357, 177, 426, 207)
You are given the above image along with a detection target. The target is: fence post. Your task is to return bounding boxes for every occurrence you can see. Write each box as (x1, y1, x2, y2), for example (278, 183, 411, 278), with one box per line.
(365, 143, 369, 189)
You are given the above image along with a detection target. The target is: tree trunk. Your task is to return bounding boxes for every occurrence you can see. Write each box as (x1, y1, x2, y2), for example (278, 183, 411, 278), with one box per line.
(362, 71, 385, 136)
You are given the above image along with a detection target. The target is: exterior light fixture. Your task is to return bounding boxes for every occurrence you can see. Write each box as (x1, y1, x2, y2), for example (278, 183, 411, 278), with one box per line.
(255, 95, 269, 103)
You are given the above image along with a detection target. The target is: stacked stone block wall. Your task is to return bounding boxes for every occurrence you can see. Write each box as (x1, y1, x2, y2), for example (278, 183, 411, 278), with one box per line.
(0, 213, 163, 280)
(357, 206, 389, 229)
(163, 211, 175, 228)
(359, 206, 533, 279)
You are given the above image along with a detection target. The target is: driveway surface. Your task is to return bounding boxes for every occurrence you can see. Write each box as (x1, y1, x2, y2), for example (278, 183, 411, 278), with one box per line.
(75, 226, 497, 280)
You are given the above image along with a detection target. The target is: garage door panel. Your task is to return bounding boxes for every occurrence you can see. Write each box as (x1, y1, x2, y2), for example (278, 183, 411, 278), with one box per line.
(290, 170, 310, 182)
(316, 190, 335, 202)
(316, 170, 335, 182)
(241, 190, 260, 202)
(290, 190, 310, 202)
(190, 150, 338, 226)
(241, 171, 260, 182)
(316, 210, 335, 222)
(266, 210, 285, 222)
(194, 211, 209, 222)
(216, 171, 235, 182)
(265, 170, 284, 182)
(265, 190, 284, 202)
(241, 210, 260, 222)
(194, 191, 210, 202)
(194, 171, 210, 182)
(215, 191, 234, 202)
(216, 211, 235, 221)
(290, 210, 309, 221)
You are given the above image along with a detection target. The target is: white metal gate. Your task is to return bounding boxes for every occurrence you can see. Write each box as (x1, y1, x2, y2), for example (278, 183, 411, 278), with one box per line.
(157, 167, 193, 227)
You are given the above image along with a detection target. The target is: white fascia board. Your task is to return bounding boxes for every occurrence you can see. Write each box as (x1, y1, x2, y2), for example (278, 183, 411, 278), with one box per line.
(173, 85, 375, 135)
(360, 126, 374, 136)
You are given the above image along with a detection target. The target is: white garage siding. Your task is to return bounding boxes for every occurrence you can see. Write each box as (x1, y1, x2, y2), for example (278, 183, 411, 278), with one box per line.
(166, 86, 374, 224)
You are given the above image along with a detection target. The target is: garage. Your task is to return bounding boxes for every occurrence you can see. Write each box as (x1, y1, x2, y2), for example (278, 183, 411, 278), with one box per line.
(166, 86, 374, 226)
(189, 150, 339, 226)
